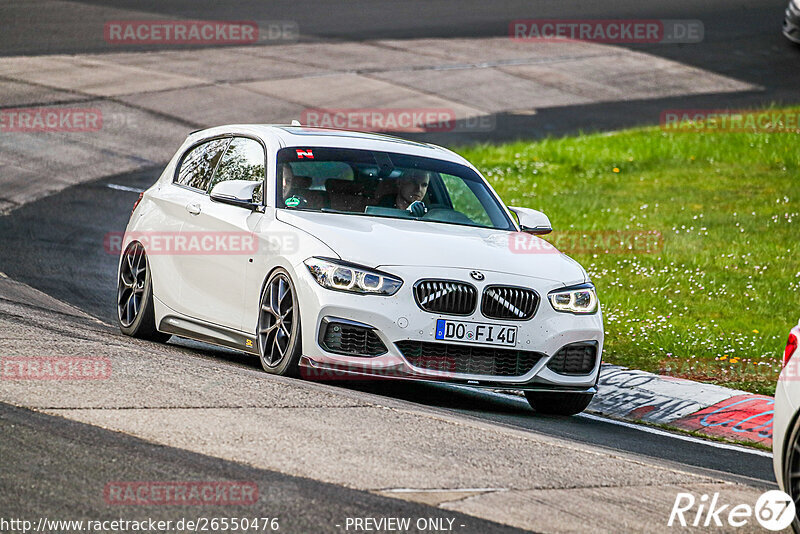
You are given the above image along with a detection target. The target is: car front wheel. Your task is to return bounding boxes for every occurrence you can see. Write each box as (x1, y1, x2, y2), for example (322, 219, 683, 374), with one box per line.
(525, 391, 593, 416)
(117, 241, 171, 342)
(257, 268, 302, 376)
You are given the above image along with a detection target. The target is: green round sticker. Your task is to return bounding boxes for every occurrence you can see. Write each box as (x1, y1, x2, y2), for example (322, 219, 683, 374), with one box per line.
(285, 196, 301, 208)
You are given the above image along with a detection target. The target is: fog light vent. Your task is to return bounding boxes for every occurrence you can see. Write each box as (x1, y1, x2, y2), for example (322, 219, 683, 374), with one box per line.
(320, 320, 387, 357)
(546, 342, 598, 375)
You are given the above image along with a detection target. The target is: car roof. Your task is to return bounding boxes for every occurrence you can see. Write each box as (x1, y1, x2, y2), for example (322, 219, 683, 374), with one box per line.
(187, 124, 472, 167)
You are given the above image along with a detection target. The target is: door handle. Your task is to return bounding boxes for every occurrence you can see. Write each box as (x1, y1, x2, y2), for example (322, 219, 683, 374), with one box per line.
(186, 202, 201, 215)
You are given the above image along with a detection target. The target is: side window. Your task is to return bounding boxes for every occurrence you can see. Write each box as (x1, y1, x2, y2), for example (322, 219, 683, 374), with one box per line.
(175, 138, 230, 192)
(209, 137, 266, 203)
(441, 174, 492, 227)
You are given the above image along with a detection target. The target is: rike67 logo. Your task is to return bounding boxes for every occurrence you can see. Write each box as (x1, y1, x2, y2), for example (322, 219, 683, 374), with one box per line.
(668, 490, 795, 530)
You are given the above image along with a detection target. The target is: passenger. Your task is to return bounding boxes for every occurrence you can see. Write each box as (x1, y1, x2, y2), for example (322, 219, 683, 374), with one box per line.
(280, 163, 295, 198)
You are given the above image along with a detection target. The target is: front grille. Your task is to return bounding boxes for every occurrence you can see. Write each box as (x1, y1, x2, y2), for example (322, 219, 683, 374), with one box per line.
(321, 321, 387, 357)
(413, 280, 477, 315)
(395, 340, 543, 377)
(481, 285, 539, 320)
(546, 342, 597, 375)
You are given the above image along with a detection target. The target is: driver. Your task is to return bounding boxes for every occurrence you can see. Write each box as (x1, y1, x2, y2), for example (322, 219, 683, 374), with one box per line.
(378, 169, 430, 213)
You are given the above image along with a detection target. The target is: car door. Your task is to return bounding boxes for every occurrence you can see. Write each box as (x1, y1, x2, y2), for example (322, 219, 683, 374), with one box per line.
(148, 137, 230, 313)
(178, 136, 267, 331)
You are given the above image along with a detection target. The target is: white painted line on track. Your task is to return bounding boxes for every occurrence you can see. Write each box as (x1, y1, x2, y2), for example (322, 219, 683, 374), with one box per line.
(452, 385, 773, 458)
(382, 488, 506, 493)
(577, 412, 772, 458)
(107, 184, 145, 193)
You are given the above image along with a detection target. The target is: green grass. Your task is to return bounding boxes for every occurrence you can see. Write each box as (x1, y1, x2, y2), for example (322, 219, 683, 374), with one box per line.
(457, 108, 800, 395)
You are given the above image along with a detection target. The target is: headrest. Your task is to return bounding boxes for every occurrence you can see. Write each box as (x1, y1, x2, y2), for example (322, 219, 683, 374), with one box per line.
(292, 175, 312, 190)
(325, 179, 362, 193)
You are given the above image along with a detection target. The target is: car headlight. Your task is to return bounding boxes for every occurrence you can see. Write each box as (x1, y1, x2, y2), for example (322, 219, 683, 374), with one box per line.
(548, 284, 598, 314)
(304, 257, 403, 295)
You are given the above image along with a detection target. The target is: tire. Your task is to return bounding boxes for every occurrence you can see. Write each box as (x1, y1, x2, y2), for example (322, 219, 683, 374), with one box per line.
(117, 241, 171, 342)
(783, 415, 800, 533)
(257, 268, 302, 376)
(525, 391, 593, 416)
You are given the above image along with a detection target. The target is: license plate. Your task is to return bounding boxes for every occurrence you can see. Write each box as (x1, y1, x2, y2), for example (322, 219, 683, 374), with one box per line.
(435, 319, 517, 347)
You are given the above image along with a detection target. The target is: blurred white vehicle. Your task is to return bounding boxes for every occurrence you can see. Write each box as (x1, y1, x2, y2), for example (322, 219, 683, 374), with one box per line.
(773, 318, 800, 530)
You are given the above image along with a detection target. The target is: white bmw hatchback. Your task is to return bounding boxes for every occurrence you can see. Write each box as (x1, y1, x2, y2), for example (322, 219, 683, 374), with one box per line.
(117, 125, 604, 415)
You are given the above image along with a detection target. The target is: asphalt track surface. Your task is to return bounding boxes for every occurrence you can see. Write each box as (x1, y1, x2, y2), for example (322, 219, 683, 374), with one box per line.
(0, 402, 526, 534)
(0, 169, 777, 489)
(0, 0, 798, 141)
(0, 0, 796, 530)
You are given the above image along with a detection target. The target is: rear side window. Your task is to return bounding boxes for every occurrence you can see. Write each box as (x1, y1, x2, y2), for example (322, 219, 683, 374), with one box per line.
(175, 138, 230, 191)
(208, 137, 266, 202)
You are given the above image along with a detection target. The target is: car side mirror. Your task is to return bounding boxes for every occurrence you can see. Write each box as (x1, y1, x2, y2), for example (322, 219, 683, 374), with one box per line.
(508, 206, 552, 235)
(209, 180, 261, 210)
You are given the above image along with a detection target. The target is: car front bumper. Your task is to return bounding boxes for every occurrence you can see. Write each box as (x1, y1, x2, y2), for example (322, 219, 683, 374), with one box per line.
(293, 263, 604, 390)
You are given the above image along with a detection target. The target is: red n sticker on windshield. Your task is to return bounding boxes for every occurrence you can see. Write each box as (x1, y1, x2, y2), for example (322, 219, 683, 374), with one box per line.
(296, 149, 314, 159)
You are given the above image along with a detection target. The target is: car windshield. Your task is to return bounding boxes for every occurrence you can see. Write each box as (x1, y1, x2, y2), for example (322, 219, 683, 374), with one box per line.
(276, 147, 514, 230)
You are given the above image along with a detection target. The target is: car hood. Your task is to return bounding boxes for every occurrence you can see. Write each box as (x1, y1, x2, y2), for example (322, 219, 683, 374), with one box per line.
(276, 210, 586, 284)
